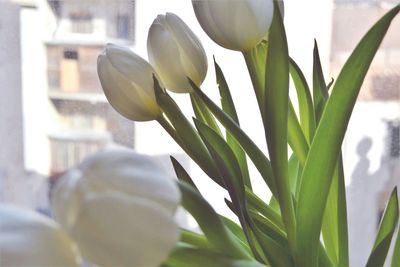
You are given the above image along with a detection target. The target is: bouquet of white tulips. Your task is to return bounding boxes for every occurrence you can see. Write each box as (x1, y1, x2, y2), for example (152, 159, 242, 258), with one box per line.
(2, 1, 400, 267)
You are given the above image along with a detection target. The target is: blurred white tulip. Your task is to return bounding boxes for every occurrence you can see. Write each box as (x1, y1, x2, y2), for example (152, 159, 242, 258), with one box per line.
(51, 148, 181, 267)
(0, 205, 81, 267)
(148, 12, 208, 93)
(192, 0, 274, 51)
(98, 44, 162, 121)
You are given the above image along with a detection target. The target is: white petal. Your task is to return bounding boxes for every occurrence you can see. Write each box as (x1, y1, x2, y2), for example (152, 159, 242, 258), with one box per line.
(51, 148, 181, 218)
(0, 205, 81, 267)
(192, 1, 233, 49)
(69, 192, 179, 267)
(50, 168, 83, 230)
(192, 0, 273, 51)
(98, 54, 160, 121)
(105, 44, 157, 96)
(81, 148, 180, 214)
(165, 13, 207, 86)
(148, 22, 191, 93)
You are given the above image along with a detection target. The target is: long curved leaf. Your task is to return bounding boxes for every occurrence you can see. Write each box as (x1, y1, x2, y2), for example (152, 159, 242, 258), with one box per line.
(178, 181, 250, 259)
(154, 78, 222, 186)
(391, 223, 400, 267)
(264, 3, 296, 255)
(296, 6, 400, 266)
(170, 156, 199, 192)
(288, 101, 309, 164)
(312, 40, 329, 124)
(313, 42, 349, 266)
(366, 187, 399, 267)
(190, 93, 222, 137)
(289, 58, 316, 144)
(164, 245, 267, 267)
(180, 228, 215, 251)
(215, 59, 251, 188)
(189, 80, 277, 197)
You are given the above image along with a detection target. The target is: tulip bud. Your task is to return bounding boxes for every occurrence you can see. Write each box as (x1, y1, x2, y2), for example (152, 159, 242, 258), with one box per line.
(192, 0, 274, 51)
(0, 205, 81, 267)
(97, 44, 162, 121)
(148, 12, 207, 93)
(51, 148, 181, 267)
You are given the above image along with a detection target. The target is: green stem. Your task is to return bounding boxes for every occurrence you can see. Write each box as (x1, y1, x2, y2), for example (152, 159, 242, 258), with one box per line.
(243, 50, 265, 120)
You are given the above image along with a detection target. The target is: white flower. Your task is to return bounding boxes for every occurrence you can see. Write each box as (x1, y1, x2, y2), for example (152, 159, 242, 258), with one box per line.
(51, 148, 181, 267)
(0, 204, 81, 267)
(97, 44, 162, 121)
(192, 0, 274, 51)
(148, 12, 207, 93)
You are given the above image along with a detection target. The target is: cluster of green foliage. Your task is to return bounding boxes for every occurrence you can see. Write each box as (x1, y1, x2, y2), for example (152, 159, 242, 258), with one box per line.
(157, 4, 400, 267)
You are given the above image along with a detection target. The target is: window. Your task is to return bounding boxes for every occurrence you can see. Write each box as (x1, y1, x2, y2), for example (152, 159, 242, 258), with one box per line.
(387, 121, 400, 158)
(116, 14, 131, 39)
(70, 12, 93, 34)
(60, 49, 80, 92)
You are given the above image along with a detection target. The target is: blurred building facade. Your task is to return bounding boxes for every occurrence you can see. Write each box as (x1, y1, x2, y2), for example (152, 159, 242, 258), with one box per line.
(0, 0, 136, 207)
(331, 0, 400, 266)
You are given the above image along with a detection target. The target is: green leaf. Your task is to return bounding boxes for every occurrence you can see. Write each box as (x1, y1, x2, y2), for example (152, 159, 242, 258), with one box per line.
(250, 225, 294, 267)
(245, 189, 284, 230)
(194, 119, 245, 206)
(321, 153, 349, 266)
(288, 101, 309, 165)
(288, 154, 300, 197)
(154, 79, 222, 187)
(225, 200, 294, 267)
(296, 6, 400, 267)
(327, 77, 335, 91)
(250, 210, 288, 248)
(366, 187, 399, 267)
(189, 80, 277, 197)
(215, 59, 251, 189)
(170, 156, 199, 192)
(220, 216, 250, 251)
(243, 40, 268, 113)
(190, 93, 222, 137)
(194, 119, 263, 260)
(312, 40, 329, 124)
(178, 181, 250, 259)
(289, 58, 316, 144)
(391, 223, 400, 267)
(164, 245, 268, 267)
(180, 228, 215, 251)
(264, 2, 296, 254)
(268, 196, 281, 214)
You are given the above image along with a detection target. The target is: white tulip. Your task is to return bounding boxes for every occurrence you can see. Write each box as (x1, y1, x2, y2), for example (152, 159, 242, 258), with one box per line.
(0, 205, 81, 267)
(98, 44, 162, 121)
(148, 12, 207, 93)
(51, 148, 181, 267)
(192, 0, 274, 51)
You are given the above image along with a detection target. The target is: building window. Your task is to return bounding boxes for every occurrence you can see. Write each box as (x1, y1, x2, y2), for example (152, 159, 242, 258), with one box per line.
(116, 14, 131, 39)
(388, 121, 400, 158)
(371, 73, 400, 101)
(49, 131, 111, 175)
(70, 12, 93, 34)
(60, 49, 80, 92)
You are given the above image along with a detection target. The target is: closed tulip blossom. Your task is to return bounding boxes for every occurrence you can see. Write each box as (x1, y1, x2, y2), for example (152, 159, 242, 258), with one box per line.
(0, 205, 81, 267)
(148, 12, 207, 93)
(51, 148, 181, 267)
(97, 44, 162, 121)
(192, 0, 274, 51)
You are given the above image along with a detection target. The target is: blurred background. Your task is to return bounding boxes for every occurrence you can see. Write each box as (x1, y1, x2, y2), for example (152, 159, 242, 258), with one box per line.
(0, 0, 399, 266)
